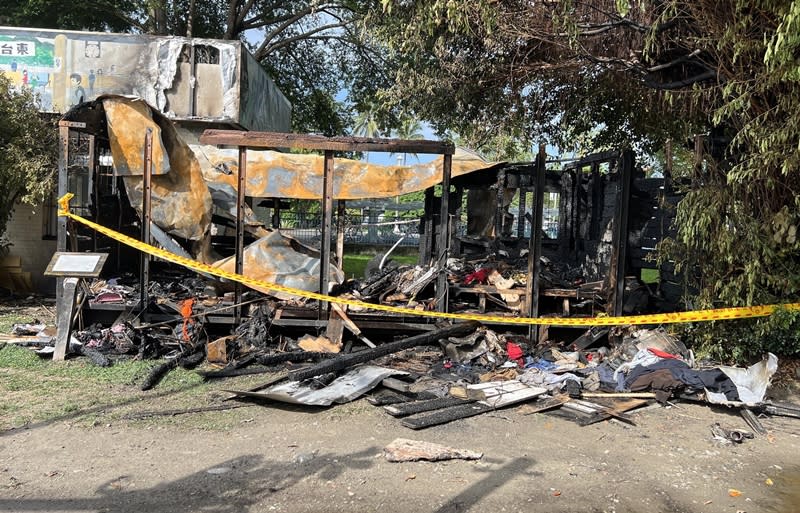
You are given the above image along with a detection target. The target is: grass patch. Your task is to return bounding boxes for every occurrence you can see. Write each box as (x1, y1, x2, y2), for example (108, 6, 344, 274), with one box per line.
(0, 311, 36, 334)
(0, 344, 253, 431)
(342, 253, 418, 279)
(641, 268, 659, 284)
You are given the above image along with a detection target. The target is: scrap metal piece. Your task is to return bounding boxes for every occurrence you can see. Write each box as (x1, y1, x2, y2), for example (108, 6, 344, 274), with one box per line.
(705, 353, 779, 405)
(212, 230, 344, 299)
(225, 365, 407, 406)
(189, 143, 503, 200)
(104, 97, 212, 242)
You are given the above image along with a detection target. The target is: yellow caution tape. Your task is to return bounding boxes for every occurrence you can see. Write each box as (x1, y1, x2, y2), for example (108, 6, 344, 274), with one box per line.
(58, 194, 800, 326)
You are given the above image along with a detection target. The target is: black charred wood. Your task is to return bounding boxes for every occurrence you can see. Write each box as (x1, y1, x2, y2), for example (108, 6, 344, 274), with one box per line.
(141, 344, 204, 391)
(288, 321, 481, 382)
(384, 397, 473, 417)
(141, 359, 179, 391)
(255, 351, 336, 366)
(71, 343, 112, 367)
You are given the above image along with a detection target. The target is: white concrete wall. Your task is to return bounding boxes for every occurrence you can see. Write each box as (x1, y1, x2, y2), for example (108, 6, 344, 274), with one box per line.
(4, 202, 57, 294)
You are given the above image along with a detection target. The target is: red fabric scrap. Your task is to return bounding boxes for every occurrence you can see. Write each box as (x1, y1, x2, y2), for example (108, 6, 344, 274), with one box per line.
(648, 347, 680, 360)
(464, 268, 491, 285)
(506, 341, 525, 367)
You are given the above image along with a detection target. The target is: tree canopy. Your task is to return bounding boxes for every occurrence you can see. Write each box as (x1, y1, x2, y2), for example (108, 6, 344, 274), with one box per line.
(365, 0, 800, 358)
(4, 0, 394, 136)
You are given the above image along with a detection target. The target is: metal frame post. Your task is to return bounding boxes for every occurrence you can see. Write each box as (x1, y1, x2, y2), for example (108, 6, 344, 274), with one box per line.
(336, 200, 346, 268)
(319, 150, 335, 319)
(235, 146, 247, 324)
(140, 128, 153, 313)
(526, 145, 546, 342)
(435, 154, 452, 312)
(55, 123, 70, 338)
(494, 168, 506, 243)
(87, 135, 97, 251)
(610, 150, 634, 316)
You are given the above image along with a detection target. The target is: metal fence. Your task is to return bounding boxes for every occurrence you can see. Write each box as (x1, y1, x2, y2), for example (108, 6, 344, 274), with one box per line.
(277, 211, 422, 246)
(276, 209, 560, 247)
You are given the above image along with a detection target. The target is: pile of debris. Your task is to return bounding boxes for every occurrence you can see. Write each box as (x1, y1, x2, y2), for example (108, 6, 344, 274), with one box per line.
(215, 322, 797, 434)
(5, 285, 799, 437)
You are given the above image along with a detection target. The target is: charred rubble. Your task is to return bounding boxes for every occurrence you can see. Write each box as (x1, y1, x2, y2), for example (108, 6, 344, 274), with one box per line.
(8, 98, 793, 437)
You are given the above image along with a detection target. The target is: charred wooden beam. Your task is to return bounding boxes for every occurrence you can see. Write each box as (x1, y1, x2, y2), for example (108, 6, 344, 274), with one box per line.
(400, 403, 493, 430)
(384, 397, 472, 417)
(610, 151, 634, 316)
(200, 130, 455, 155)
(287, 321, 481, 382)
(526, 145, 546, 342)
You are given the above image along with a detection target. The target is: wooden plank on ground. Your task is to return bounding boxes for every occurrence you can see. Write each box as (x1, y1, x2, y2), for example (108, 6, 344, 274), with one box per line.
(384, 397, 472, 417)
(517, 395, 570, 415)
(401, 403, 493, 430)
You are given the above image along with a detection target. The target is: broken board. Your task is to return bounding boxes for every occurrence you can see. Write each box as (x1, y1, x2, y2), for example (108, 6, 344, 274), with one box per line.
(464, 380, 547, 408)
(400, 403, 494, 430)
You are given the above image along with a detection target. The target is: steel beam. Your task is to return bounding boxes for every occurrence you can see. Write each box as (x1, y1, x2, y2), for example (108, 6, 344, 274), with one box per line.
(140, 129, 153, 313)
(526, 145, 546, 342)
(319, 150, 335, 319)
(235, 146, 247, 324)
(435, 154, 452, 312)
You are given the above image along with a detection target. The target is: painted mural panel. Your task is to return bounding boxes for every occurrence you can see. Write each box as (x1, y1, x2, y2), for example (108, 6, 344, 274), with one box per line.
(0, 29, 148, 113)
(0, 26, 290, 131)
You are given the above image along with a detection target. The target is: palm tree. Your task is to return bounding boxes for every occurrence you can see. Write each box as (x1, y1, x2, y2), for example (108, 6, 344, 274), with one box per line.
(393, 116, 424, 165)
(352, 105, 380, 162)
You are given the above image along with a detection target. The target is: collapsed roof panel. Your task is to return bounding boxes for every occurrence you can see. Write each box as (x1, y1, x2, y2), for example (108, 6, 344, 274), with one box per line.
(187, 137, 504, 200)
(104, 97, 212, 242)
(0, 25, 290, 131)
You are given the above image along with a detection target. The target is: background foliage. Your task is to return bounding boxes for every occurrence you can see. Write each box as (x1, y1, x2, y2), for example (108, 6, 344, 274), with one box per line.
(4, 1, 800, 359)
(0, 74, 57, 253)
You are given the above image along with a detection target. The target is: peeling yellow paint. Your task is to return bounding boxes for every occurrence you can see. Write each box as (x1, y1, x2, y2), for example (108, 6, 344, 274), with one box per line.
(105, 98, 212, 241)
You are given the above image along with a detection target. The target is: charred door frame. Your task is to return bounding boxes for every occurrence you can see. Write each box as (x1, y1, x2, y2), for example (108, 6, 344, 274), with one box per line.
(198, 130, 456, 320)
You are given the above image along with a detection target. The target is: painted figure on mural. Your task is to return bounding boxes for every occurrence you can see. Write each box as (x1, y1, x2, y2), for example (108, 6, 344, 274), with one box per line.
(21, 69, 28, 87)
(88, 69, 95, 95)
(70, 73, 85, 106)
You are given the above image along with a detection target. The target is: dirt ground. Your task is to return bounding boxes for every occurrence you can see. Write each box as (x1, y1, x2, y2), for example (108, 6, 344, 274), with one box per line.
(1, 384, 799, 512)
(1, 300, 800, 513)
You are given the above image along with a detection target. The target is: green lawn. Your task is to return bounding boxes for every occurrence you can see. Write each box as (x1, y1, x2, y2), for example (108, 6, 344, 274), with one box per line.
(341, 254, 418, 279)
(641, 268, 659, 284)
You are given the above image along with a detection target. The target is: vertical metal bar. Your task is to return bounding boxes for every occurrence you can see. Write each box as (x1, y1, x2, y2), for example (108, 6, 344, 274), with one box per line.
(527, 145, 546, 342)
(55, 124, 70, 328)
(336, 200, 346, 268)
(664, 138, 673, 183)
(140, 128, 153, 313)
(589, 162, 601, 240)
(88, 135, 97, 251)
(319, 150, 335, 319)
(435, 154, 452, 312)
(610, 150, 634, 316)
(235, 146, 247, 324)
(189, 44, 197, 117)
(517, 189, 527, 238)
(494, 168, 506, 243)
(421, 188, 434, 266)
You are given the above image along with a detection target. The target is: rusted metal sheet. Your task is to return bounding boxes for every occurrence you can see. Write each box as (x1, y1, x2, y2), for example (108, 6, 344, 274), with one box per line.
(211, 231, 344, 299)
(189, 143, 502, 200)
(106, 98, 212, 241)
